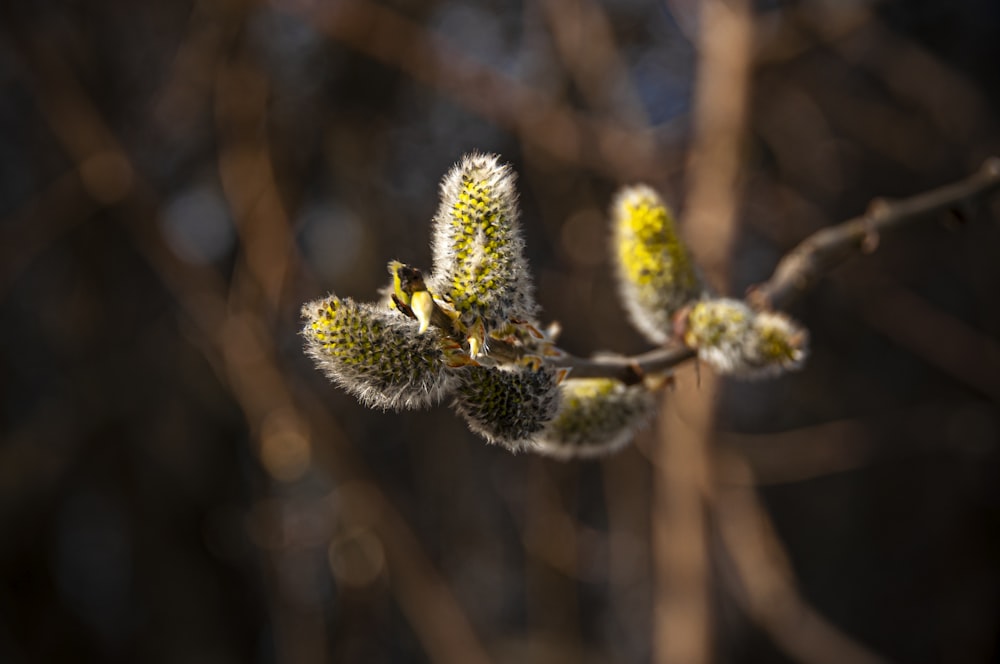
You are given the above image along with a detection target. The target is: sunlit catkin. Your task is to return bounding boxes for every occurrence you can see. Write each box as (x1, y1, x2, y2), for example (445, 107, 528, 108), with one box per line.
(535, 378, 657, 459)
(301, 153, 815, 458)
(743, 310, 809, 377)
(428, 153, 537, 338)
(682, 298, 808, 378)
(612, 185, 701, 344)
(302, 295, 457, 410)
(452, 364, 561, 451)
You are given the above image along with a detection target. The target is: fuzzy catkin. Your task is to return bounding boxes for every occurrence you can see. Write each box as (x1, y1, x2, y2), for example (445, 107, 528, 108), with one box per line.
(452, 364, 561, 451)
(301, 153, 814, 459)
(428, 153, 537, 334)
(682, 298, 808, 378)
(743, 310, 809, 377)
(535, 378, 656, 459)
(612, 185, 702, 344)
(302, 295, 458, 410)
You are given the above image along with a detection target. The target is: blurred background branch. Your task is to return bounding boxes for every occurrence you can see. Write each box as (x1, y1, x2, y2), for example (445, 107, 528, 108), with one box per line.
(654, 0, 753, 662)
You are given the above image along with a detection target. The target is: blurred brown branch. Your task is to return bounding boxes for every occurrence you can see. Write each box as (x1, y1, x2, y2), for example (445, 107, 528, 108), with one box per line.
(860, 285, 1000, 402)
(714, 454, 888, 664)
(653, 0, 755, 661)
(299, 0, 671, 181)
(13, 29, 495, 664)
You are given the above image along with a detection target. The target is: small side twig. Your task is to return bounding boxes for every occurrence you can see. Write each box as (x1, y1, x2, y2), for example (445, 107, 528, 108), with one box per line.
(552, 157, 1000, 381)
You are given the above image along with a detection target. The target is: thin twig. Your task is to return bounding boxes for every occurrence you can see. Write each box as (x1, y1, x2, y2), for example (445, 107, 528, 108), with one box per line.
(549, 157, 1000, 381)
(550, 346, 695, 384)
(749, 157, 1000, 310)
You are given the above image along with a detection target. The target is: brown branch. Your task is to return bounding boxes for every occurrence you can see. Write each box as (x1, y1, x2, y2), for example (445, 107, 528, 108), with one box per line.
(749, 157, 1000, 310)
(859, 285, 1000, 402)
(549, 157, 1000, 381)
(653, 1, 755, 663)
(550, 346, 695, 385)
(714, 453, 889, 664)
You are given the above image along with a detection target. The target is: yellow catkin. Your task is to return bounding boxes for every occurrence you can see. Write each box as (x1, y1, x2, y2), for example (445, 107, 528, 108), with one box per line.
(612, 185, 702, 344)
(534, 378, 656, 459)
(682, 298, 809, 378)
(452, 364, 561, 451)
(301, 295, 458, 410)
(429, 153, 537, 336)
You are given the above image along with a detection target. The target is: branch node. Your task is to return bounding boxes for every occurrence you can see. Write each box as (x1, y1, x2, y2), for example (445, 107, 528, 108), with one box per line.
(627, 360, 646, 384)
(745, 284, 777, 312)
(861, 198, 891, 254)
(860, 223, 881, 254)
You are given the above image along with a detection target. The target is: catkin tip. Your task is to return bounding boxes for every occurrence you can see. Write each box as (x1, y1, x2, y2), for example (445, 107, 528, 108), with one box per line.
(429, 153, 538, 337)
(611, 185, 702, 344)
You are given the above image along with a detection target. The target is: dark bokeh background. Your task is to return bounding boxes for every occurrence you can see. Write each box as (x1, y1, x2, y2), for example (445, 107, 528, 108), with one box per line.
(2, 0, 999, 662)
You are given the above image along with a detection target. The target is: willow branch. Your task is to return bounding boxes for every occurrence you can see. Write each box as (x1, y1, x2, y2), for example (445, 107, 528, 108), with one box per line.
(749, 157, 1000, 310)
(550, 157, 1000, 382)
(550, 346, 695, 384)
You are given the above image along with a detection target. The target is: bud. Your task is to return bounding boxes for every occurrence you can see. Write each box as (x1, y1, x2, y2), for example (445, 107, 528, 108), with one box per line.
(453, 363, 561, 451)
(302, 295, 458, 410)
(535, 378, 657, 459)
(743, 310, 809, 377)
(385, 261, 450, 334)
(682, 298, 753, 373)
(682, 298, 809, 378)
(428, 153, 537, 336)
(612, 185, 702, 344)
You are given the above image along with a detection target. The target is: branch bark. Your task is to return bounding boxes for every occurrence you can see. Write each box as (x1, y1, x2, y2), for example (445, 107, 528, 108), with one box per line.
(749, 157, 1000, 311)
